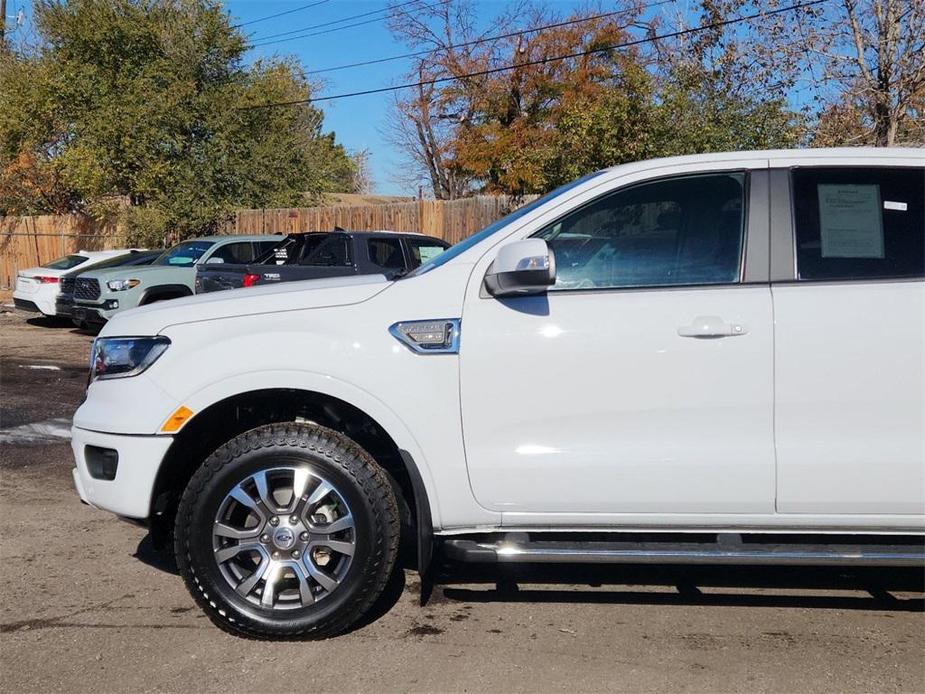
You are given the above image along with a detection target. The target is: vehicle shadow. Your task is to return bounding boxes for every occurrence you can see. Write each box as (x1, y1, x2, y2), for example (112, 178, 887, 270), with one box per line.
(134, 534, 178, 575)
(132, 533, 923, 620)
(435, 563, 925, 613)
(132, 531, 407, 633)
(25, 316, 73, 329)
(348, 564, 407, 633)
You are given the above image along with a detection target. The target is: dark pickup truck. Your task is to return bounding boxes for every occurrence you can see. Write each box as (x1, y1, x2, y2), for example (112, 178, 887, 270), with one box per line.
(194, 230, 449, 294)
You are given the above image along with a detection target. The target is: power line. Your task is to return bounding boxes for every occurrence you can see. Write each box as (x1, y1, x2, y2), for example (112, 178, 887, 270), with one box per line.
(249, 0, 443, 44)
(232, 0, 331, 29)
(241, 0, 829, 109)
(249, 9, 427, 46)
(305, 1, 675, 75)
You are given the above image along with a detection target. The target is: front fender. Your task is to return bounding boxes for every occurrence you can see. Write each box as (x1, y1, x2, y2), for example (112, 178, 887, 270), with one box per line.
(84, 279, 498, 530)
(180, 369, 445, 528)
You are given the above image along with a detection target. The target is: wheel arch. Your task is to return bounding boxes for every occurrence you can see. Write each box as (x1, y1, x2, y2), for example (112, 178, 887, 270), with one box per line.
(150, 386, 437, 575)
(139, 284, 193, 305)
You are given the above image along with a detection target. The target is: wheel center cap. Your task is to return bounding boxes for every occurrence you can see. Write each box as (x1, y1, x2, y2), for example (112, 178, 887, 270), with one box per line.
(273, 526, 296, 550)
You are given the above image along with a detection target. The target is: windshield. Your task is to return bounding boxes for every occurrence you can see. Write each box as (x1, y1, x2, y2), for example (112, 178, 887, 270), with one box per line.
(80, 251, 153, 271)
(42, 254, 88, 270)
(406, 171, 606, 278)
(154, 240, 214, 266)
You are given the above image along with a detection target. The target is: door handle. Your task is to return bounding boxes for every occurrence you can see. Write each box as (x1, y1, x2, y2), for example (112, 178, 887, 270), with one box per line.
(678, 316, 747, 338)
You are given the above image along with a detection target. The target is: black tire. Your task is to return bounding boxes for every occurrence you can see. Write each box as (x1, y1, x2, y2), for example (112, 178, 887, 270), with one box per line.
(174, 422, 400, 639)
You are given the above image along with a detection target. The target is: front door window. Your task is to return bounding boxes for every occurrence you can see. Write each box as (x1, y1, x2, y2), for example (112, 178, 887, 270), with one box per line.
(536, 173, 746, 290)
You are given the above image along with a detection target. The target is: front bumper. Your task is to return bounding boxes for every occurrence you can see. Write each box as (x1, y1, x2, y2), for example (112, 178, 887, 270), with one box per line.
(71, 304, 108, 326)
(71, 426, 174, 518)
(55, 296, 74, 317)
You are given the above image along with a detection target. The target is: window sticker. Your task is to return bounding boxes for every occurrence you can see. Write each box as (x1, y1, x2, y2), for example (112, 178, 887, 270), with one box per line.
(884, 200, 908, 211)
(818, 184, 884, 258)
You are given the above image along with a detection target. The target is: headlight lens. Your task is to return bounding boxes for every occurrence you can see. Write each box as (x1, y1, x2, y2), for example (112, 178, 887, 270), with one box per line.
(107, 279, 141, 291)
(89, 336, 170, 382)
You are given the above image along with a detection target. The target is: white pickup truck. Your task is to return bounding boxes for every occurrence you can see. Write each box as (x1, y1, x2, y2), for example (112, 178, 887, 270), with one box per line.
(71, 148, 924, 638)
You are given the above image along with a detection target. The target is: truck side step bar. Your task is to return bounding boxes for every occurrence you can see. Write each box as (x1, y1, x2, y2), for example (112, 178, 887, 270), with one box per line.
(442, 535, 925, 568)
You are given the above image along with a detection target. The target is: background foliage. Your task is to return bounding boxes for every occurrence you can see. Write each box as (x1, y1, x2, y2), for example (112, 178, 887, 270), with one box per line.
(386, 0, 922, 198)
(0, 0, 355, 244)
(1, 0, 921, 216)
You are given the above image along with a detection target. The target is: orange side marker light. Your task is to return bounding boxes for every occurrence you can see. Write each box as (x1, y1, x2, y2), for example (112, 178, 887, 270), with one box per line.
(161, 406, 194, 433)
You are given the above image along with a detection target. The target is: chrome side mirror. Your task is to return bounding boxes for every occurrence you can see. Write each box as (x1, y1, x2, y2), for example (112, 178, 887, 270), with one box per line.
(483, 238, 556, 298)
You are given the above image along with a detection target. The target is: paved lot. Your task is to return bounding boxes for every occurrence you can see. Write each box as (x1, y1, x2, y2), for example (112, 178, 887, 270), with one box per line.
(1, 310, 923, 694)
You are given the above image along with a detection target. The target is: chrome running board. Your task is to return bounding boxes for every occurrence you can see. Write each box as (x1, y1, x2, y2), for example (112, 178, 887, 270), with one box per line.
(443, 535, 925, 568)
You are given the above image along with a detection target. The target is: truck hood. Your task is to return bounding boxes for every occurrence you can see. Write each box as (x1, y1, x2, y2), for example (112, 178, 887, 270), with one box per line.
(79, 263, 175, 281)
(101, 274, 392, 336)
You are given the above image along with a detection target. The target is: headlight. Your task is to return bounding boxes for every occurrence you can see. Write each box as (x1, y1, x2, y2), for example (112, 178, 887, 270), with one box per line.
(89, 336, 170, 382)
(107, 279, 141, 291)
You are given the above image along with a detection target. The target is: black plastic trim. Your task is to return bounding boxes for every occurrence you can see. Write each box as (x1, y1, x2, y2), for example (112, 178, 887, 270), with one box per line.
(13, 298, 40, 313)
(399, 449, 435, 605)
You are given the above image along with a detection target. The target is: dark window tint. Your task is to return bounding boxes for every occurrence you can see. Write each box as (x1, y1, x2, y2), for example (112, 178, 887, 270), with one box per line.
(209, 242, 256, 264)
(536, 172, 746, 290)
(254, 241, 279, 257)
(257, 237, 298, 264)
(299, 235, 351, 266)
(793, 167, 924, 281)
(42, 254, 89, 270)
(368, 237, 405, 270)
(405, 237, 448, 268)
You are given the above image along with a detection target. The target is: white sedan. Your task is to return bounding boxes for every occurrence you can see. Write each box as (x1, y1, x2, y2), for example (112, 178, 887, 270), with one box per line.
(13, 249, 142, 317)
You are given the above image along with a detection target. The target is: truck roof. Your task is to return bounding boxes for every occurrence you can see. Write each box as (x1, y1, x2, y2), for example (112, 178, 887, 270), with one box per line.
(280, 230, 437, 238)
(600, 146, 924, 178)
(184, 234, 283, 243)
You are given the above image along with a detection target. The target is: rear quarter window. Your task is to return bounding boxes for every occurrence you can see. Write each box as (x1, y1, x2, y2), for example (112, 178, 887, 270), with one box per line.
(42, 255, 88, 270)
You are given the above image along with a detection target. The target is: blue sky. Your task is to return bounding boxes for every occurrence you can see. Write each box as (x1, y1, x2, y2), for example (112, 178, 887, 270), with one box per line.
(229, 0, 601, 195)
(4, 0, 688, 195)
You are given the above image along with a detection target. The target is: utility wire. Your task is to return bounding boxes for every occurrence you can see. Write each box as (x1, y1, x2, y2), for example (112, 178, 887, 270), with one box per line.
(232, 0, 331, 28)
(305, 1, 675, 75)
(250, 8, 432, 46)
(249, 0, 446, 44)
(241, 0, 829, 109)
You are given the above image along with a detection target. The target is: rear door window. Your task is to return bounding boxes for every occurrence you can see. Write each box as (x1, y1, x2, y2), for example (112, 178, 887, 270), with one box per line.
(792, 167, 924, 281)
(258, 237, 299, 264)
(254, 241, 279, 258)
(299, 235, 351, 266)
(209, 242, 257, 264)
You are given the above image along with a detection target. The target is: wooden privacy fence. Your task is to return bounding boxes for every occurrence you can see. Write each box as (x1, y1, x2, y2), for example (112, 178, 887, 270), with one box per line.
(221, 195, 532, 246)
(0, 214, 123, 299)
(0, 195, 533, 299)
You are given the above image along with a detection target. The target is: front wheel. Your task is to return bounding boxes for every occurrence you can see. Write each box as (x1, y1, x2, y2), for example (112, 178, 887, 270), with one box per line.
(174, 423, 400, 639)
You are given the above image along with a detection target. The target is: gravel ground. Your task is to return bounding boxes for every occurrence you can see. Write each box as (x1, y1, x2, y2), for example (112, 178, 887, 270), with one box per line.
(1, 309, 923, 694)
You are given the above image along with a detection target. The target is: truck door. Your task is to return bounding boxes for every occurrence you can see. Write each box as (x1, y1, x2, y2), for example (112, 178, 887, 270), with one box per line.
(772, 165, 925, 515)
(460, 168, 776, 516)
